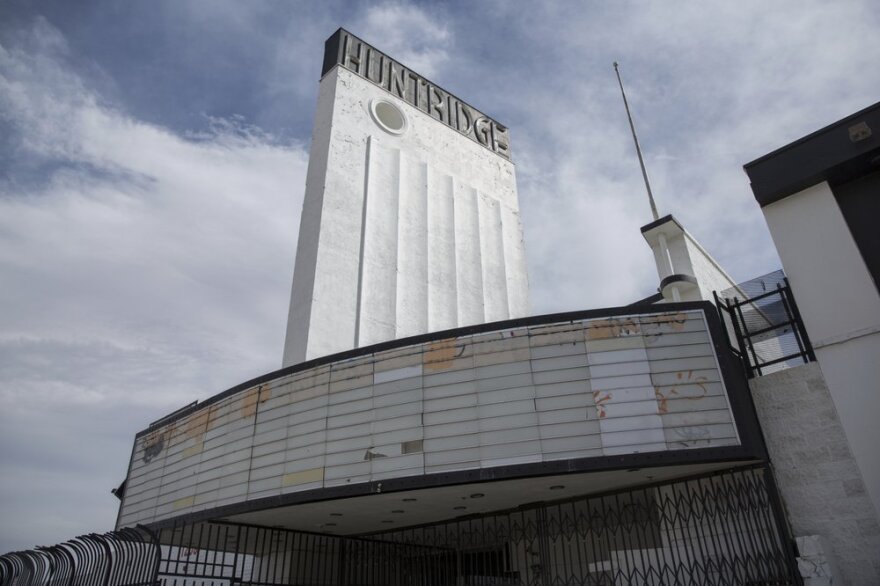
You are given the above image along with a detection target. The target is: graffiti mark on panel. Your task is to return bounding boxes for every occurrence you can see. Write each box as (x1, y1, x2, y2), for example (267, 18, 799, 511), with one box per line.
(677, 370, 709, 399)
(642, 312, 689, 345)
(593, 391, 612, 418)
(655, 370, 708, 413)
(142, 432, 165, 464)
(424, 338, 467, 372)
(673, 426, 711, 448)
(586, 318, 640, 341)
(655, 388, 673, 414)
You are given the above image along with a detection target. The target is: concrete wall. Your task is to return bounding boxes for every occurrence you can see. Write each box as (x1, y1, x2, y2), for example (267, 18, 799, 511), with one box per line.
(750, 363, 880, 583)
(642, 217, 739, 303)
(762, 181, 880, 521)
(682, 234, 738, 303)
(119, 309, 740, 529)
(283, 66, 529, 366)
(642, 219, 788, 378)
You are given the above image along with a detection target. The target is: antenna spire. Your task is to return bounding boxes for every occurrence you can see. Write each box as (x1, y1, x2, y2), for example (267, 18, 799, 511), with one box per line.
(613, 62, 659, 221)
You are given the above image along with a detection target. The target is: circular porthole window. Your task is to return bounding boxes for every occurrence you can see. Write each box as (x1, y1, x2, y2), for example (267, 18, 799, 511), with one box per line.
(370, 98, 407, 135)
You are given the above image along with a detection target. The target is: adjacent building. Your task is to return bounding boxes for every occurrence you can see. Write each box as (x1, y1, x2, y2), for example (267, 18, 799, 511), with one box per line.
(742, 103, 880, 582)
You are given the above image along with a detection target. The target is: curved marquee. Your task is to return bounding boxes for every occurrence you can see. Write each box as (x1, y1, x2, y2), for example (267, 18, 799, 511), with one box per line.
(117, 303, 757, 529)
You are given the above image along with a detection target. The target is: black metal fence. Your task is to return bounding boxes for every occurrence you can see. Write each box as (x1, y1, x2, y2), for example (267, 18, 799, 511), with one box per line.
(714, 270, 815, 379)
(152, 522, 448, 586)
(0, 527, 159, 586)
(2, 466, 799, 586)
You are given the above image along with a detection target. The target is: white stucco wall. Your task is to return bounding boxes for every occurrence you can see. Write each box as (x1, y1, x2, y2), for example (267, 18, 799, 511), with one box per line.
(283, 67, 529, 367)
(762, 181, 880, 519)
(643, 218, 738, 303)
(683, 234, 738, 302)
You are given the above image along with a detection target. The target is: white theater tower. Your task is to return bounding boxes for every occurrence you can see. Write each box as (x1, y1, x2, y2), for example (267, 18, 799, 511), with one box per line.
(282, 30, 529, 367)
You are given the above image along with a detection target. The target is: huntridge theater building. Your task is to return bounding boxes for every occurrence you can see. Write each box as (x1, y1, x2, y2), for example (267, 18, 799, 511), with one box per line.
(3, 29, 879, 586)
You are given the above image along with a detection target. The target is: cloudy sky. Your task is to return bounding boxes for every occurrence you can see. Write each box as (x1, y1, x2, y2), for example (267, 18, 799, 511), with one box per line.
(1, 0, 878, 551)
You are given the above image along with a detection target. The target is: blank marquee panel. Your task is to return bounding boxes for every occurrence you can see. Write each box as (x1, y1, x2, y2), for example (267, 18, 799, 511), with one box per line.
(119, 309, 740, 528)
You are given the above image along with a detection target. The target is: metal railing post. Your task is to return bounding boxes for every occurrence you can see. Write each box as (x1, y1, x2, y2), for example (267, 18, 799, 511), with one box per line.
(776, 282, 808, 367)
(782, 278, 816, 362)
(728, 296, 757, 378)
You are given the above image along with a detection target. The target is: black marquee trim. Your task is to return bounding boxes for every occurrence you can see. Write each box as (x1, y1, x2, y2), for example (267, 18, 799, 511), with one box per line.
(660, 274, 698, 290)
(639, 214, 676, 234)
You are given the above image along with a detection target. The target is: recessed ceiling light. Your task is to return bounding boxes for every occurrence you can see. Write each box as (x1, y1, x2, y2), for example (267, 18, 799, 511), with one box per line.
(403, 498, 417, 502)
(549, 485, 565, 490)
(454, 506, 467, 510)
(391, 509, 404, 514)
(470, 493, 485, 499)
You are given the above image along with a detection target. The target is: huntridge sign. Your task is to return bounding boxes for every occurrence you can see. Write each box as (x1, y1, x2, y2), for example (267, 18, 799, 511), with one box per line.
(322, 28, 512, 160)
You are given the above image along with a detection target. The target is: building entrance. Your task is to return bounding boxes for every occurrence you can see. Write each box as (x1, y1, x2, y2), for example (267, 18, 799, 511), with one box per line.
(1, 465, 800, 586)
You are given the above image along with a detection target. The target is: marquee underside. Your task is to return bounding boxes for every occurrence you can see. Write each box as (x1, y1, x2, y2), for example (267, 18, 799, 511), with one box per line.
(221, 460, 757, 535)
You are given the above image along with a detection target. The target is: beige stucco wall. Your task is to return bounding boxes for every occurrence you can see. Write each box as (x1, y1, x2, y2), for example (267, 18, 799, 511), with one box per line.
(750, 362, 880, 583)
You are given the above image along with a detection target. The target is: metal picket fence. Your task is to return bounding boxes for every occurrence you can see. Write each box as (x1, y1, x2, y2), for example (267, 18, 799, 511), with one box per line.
(0, 527, 159, 586)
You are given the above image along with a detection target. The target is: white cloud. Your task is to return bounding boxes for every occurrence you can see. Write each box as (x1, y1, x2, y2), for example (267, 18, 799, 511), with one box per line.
(353, 3, 451, 79)
(480, 1, 880, 313)
(0, 19, 308, 550)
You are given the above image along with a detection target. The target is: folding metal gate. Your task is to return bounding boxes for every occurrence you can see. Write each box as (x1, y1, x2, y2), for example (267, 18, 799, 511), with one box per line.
(371, 466, 800, 585)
